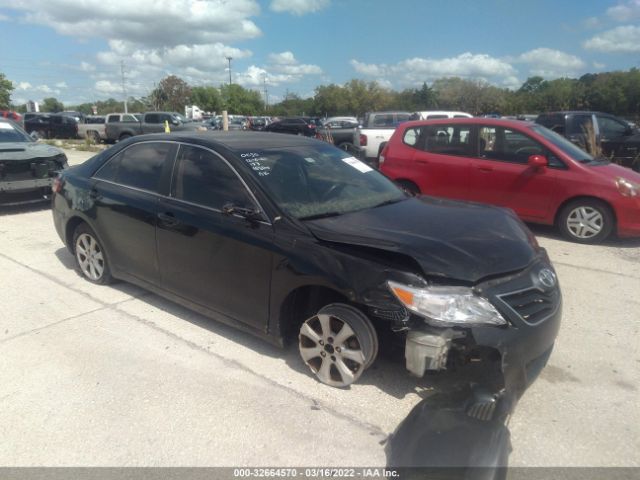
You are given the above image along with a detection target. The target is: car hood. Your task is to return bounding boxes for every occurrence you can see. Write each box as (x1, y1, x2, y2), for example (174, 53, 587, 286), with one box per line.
(588, 161, 640, 181)
(305, 196, 538, 283)
(0, 141, 65, 161)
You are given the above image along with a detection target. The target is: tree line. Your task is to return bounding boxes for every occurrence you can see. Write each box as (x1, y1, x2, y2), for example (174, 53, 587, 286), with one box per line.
(3, 68, 640, 120)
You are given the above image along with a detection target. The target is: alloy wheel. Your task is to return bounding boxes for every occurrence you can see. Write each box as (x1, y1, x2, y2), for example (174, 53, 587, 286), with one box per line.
(75, 233, 105, 281)
(299, 313, 368, 387)
(566, 206, 604, 239)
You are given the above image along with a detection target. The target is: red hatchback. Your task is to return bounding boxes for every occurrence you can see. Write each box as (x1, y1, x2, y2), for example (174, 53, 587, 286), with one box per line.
(380, 118, 640, 243)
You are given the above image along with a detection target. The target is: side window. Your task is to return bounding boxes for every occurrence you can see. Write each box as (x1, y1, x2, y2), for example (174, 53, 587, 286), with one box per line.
(396, 114, 411, 124)
(373, 114, 394, 127)
(478, 127, 543, 164)
(403, 127, 422, 147)
(426, 114, 448, 119)
(145, 114, 160, 124)
(107, 115, 118, 123)
(172, 145, 253, 210)
(567, 115, 593, 136)
(423, 124, 473, 156)
(122, 115, 138, 123)
(95, 142, 171, 192)
(597, 116, 628, 138)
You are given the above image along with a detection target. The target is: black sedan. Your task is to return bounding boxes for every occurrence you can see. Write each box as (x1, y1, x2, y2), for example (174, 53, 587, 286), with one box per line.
(52, 132, 560, 395)
(264, 117, 316, 136)
(0, 118, 68, 206)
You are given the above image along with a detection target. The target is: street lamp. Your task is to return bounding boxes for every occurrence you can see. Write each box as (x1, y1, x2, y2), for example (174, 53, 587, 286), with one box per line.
(226, 56, 233, 85)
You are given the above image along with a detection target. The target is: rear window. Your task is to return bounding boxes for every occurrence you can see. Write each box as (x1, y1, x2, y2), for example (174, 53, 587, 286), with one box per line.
(95, 142, 172, 192)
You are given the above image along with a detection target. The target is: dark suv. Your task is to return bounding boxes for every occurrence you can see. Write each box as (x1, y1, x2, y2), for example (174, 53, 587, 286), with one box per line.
(24, 113, 79, 139)
(536, 111, 640, 172)
(264, 117, 317, 136)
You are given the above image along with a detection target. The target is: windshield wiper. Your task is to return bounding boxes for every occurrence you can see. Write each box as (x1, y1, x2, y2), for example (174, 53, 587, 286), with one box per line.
(298, 211, 343, 221)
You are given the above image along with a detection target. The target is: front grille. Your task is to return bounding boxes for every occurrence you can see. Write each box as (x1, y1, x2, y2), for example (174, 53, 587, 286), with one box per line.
(0, 160, 59, 180)
(370, 306, 408, 322)
(497, 287, 558, 325)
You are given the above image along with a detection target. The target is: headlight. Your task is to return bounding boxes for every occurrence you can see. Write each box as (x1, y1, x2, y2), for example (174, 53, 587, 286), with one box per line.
(387, 281, 506, 327)
(616, 177, 639, 197)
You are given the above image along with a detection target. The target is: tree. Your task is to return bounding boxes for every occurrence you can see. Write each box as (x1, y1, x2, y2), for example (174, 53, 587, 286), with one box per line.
(152, 75, 191, 112)
(0, 73, 14, 109)
(190, 86, 222, 113)
(41, 97, 64, 113)
(220, 84, 264, 114)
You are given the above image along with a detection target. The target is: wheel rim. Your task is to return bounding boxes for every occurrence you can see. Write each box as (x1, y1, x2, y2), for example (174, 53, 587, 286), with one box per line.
(75, 233, 105, 281)
(566, 206, 604, 239)
(299, 313, 366, 387)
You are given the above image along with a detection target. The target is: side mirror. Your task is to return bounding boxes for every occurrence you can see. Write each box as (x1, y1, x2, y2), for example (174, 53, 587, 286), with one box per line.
(222, 203, 262, 221)
(528, 154, 548, 170)
(171, 119, 180, 126)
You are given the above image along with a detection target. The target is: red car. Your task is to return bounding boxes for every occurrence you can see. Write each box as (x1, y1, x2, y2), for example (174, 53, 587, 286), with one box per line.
(1, 110, 22, 123)
(380, 118, 640, 243)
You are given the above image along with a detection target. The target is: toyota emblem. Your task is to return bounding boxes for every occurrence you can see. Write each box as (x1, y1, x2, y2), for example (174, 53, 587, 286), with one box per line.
(538, 268, 557, 288)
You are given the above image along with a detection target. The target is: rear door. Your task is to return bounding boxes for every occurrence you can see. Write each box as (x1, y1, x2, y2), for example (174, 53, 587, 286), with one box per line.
(409, 123, 474, 199)
(91, 141, 177, 283)
(467, 125, 556, 219)
(156, 144, 273, 331)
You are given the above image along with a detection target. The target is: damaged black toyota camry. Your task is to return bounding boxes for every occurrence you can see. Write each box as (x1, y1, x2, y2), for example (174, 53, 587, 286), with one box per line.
(0, 117, 68, 206)
(52, 132, 561, 394)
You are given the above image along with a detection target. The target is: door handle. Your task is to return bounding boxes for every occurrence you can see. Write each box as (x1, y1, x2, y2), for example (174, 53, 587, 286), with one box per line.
(158, 212, 180, 227)
(477, 166, 493, 173)
(416, 160, 428, 165)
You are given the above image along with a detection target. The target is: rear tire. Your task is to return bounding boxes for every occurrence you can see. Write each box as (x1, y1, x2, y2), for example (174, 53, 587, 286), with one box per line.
(557, 198, 614, 244)
(119, 133, 132, 142)
(73, 223, 113, 285)
(91, 131, 101, 143)
(298, 303, 378, 388)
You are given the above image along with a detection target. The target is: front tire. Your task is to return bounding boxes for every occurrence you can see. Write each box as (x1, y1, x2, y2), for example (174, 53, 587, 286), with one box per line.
(397, 180, 420, 196)
(558, 199, 614, 244)
(73, 223, 112, 284)
(298, 303, 378, 388)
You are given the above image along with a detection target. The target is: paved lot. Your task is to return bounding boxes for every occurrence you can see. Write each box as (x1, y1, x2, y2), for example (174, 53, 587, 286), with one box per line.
(0, 149, 638, 466)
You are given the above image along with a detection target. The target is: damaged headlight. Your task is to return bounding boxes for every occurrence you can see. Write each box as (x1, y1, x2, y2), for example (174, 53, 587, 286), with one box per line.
(387, 281, 507, 327)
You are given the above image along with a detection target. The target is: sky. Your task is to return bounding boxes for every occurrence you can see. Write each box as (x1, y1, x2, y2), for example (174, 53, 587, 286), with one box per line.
(1, 0, 640, 107)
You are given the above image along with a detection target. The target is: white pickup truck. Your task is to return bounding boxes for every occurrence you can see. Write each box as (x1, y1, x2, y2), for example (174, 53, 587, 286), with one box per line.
(354, 111, 411, 167)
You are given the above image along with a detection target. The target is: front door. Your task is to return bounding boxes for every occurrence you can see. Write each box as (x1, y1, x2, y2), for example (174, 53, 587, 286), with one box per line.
(156, 144, 273, 331)
(467, 125, 556, 220)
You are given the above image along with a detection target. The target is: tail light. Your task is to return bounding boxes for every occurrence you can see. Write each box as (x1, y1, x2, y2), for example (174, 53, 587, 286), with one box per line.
(379, 145, 389, 166)
(308, 123, 316, 129)
(52, 175, 64, 194)
(359, 134, 368, 146)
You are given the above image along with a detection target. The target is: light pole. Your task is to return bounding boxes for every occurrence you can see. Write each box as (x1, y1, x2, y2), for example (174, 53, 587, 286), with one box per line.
(226, 56, 233, 85)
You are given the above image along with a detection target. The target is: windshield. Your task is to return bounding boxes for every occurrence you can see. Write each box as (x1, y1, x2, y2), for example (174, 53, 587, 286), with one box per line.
(0, 121, 33, 143)
(530, 124, 595, 162)
(237, 143, 406, 219)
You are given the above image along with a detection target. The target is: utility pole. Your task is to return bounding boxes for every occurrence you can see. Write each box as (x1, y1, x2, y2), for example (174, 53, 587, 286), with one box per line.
(120, 60, 128, 113)
(226, 56, 233, 85)
(262, 73, 268, 112)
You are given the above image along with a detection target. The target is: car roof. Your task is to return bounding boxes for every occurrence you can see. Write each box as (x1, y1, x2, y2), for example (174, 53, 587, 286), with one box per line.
(399, 118, 536, 128)
(539, 111, 608, 116)
(130, 131, 324, 151)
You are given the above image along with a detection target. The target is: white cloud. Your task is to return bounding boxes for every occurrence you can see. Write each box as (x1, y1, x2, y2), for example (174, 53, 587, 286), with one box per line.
(270, 0, 330, 15)
(55, 81, 68, 88)
(95, 80, 122, 95)
(16, 82, 33, 90)
(593, 61, 606, 69)
(0, 13, 9, 21)
(583, 25, 640, 52)
(350, 53, 517, 87)
(79, 62, 96, 72)
(516, 48, 586, 77)
(0, 0, 261, 47)
(265, 51, 322, 77)
(606, 0, 640, 21)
